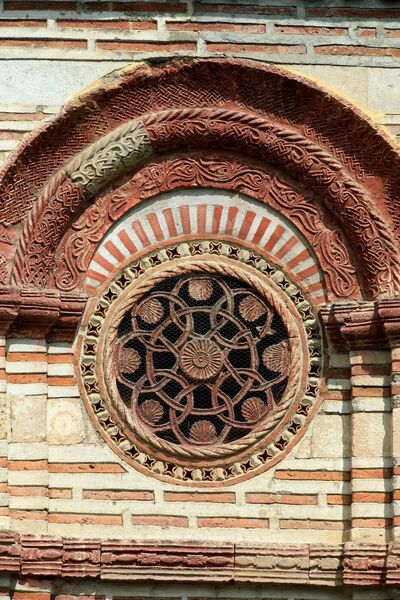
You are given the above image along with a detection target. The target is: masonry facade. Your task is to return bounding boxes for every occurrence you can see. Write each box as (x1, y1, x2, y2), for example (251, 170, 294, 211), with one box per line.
(1, 2, 400, 600)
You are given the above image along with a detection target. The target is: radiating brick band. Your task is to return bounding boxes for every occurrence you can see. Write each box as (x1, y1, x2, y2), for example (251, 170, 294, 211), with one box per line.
(86, 189, 326, 303)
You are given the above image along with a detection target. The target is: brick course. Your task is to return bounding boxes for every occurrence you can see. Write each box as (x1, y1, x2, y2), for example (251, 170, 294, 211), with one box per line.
(0, 4, 399, 597)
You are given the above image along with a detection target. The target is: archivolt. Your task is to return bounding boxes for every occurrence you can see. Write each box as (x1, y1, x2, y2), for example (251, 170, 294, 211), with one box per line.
(1, 58, 400, 300)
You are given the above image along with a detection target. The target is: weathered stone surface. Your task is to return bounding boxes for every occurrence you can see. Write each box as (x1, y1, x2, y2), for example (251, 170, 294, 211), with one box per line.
(311, 415, 351, 458)
(352, 413, 391, 458)
(0, 38, 398, 597)
(235, 544, 309, 584)
(47, 398, 85, 445)
(289, 64, 368, 106)
(100, 541, 234, 581)
(62, 539, 101, 578)
(10, 395, 47, 443)
(21, 536, 63, 577)
(367, 68, 400, 114)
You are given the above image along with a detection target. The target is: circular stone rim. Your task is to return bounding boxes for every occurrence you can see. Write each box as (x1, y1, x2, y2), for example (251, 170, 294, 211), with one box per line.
(97, 255, 306, 464)
(76, 239, 322, 487)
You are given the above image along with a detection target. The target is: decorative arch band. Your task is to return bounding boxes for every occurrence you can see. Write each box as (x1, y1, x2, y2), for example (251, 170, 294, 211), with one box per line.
(2, 58, 400, 301)
(84, 189, 327, 304)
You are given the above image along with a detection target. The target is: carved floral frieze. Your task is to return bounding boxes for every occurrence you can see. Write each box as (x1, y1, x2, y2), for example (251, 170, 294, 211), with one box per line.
(0, 532, 399, 587)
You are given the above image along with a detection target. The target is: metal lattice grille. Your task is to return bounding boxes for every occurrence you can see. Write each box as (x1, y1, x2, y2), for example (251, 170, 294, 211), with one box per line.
(111, 274, 290, 449)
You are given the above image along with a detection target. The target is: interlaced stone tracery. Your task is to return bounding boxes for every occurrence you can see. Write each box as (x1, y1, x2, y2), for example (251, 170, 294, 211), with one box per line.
(111, 274, 290, 450)
(77, 240, 321, 485)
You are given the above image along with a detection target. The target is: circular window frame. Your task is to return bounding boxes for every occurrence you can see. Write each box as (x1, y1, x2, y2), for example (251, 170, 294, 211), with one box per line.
(77, 240, 322, 486)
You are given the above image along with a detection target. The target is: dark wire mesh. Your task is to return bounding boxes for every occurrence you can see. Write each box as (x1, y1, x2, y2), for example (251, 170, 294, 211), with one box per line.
(113, 275, 290, 447)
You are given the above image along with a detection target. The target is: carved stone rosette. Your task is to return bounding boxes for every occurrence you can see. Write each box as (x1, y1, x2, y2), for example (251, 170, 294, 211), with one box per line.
(77, 240, 322, 486)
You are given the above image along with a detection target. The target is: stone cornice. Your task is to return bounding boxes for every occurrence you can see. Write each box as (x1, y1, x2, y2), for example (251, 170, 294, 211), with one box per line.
(320, 298, 400, 351)
(0, 286, 87, 340)
(0, 533, 399, 587)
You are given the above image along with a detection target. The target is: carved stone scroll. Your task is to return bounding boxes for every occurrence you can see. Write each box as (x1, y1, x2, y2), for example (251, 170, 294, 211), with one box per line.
(0, 533, 396, 587)
(53, 153, 359, 301)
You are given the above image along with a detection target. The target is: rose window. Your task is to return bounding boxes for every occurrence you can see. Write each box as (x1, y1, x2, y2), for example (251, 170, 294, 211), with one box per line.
(111, 275, 291, 449)
(80, 243, 321, 485)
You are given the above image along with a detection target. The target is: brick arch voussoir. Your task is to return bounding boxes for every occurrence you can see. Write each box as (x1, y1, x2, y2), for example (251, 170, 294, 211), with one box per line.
(10, 108, 400, 301)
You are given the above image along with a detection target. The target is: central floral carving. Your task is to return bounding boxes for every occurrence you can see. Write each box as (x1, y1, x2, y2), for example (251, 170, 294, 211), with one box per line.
(179, 339, 223, 381)
(111, 274, 291, 450)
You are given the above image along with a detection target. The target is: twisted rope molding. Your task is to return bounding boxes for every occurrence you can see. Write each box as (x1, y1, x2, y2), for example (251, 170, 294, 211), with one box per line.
(77, 240, 321, 485)
(11, 107, 400, 299)
(12, 120, 152, 287)
(101, 258, 302, 462)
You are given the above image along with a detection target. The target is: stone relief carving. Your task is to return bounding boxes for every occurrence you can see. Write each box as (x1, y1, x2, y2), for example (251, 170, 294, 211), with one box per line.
(77, 240, 322, 486)
(110, 273, 292, 454)
(53, 154, 358, 300)
(11, 108, 400, 298)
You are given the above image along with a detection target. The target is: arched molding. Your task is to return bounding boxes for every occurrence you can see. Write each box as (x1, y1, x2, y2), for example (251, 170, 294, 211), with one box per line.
(1, 58, 400, 299)
(53, 153, 358, 302)
(84, 189, 327, 302)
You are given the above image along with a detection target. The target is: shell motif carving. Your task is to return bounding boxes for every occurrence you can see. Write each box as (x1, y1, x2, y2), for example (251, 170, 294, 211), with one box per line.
(79, 241, 322, 486)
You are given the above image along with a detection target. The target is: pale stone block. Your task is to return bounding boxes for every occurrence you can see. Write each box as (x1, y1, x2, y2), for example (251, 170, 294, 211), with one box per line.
(0, 518, 10, 532)
(353, 397, 391, 413)
(279, 458, 350, 471)
(321, 400, 351, 415)
(352, 457, 392, 469)
(350, 350, 391, 365)
(352, 479, 391, 493)
(351, 527, 390, 544)
(368, 68, 400, 114)
(268, 479, 351, 497)
(0, 395, 9, 440)
(0, 141, 16, 152)
(292, 433, 311, 458)
(352, 412, 391, 458)
(329, 352, 350, 368)
(81, 407, 102, 444)
(48, 473, 125, 490)
(48, 442, 119, 462)
(0, 60, 128, 106)
(351, 503, 392, 518)
(8, 470, 48, 486)
(0, 494, 9, 507)
(10, 395, 46, 442)
(47, 397, 85, 445)
(47, 363, 74, 376)
(47, 385, 79, 398)
(7, 382, 47, 396)
(8, 442, 47, 460)
(287, 64, 368, 108)
(327, 378, 351, 390)
(6, 361, 47, 374)
(6, 339, 46, 353)
(9, 496, 48, 510)
(311, 415, 351, 458)
(12, 518, 47, 535)
(394, 408, 400, 456)
(48, 341, 74, 354)
(351, 375, 391, 387)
